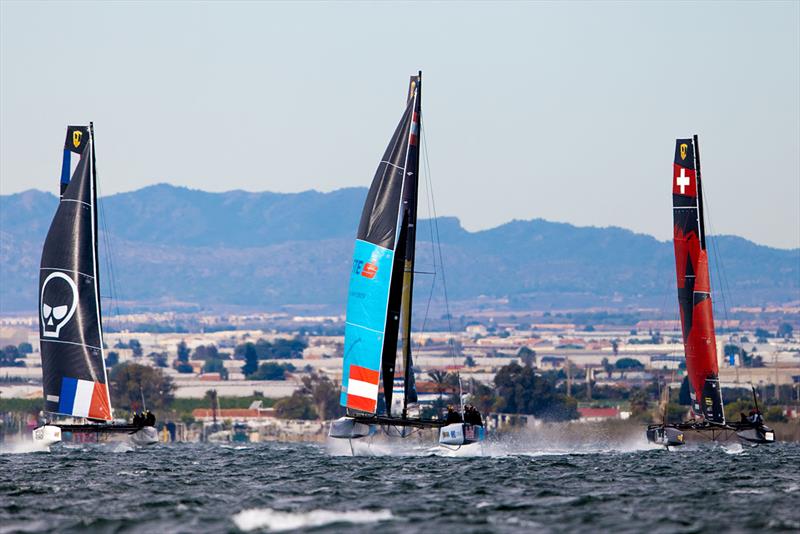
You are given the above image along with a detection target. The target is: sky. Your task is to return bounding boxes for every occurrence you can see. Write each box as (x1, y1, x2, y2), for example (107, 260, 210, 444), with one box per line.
(1, 1, 798, 249)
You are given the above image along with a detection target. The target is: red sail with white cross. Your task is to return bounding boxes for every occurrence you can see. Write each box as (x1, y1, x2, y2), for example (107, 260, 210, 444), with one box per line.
(671, 136, 725, 424)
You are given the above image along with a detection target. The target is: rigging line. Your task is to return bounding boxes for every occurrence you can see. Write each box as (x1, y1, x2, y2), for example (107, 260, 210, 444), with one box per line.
(97, 185, 121, 333)
(95, 164, 123, 339)
(420, 114, 464, 413)
(416, 114, 439, 345)
(703, 189, 743, 375)
(701, 184, 734, 341)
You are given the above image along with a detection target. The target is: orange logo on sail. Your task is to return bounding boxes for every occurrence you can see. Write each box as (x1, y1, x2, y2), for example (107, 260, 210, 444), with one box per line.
(680, 143, 688, 160)
(361, 262, 378, 279)
(73, 130, 82, 148)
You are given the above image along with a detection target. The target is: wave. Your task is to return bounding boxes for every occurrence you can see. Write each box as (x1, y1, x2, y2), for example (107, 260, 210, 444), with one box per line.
(0, 441, 51, 455)
(232, 507, 393, 532)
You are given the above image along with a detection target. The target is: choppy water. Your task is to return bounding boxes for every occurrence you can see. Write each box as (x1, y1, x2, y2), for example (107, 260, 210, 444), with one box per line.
(1, 439, 799, 533)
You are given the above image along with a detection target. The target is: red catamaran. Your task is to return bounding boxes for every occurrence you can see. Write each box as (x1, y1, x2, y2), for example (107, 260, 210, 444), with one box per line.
(646, 135, 775, 447)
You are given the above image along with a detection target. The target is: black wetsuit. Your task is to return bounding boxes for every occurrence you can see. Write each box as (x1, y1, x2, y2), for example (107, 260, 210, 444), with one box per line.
(445, 410, 463, 424)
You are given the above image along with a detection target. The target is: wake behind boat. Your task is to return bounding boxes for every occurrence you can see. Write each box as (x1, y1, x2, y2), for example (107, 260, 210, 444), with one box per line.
(32, 124, 157, 447)
(328, 72, 484, 448)
(646, 136, 774, 448)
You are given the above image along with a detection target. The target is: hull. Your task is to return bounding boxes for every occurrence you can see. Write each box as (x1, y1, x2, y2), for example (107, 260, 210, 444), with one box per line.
(329, 417, 375, 439)
(735, 426, 775, 445)
(646, 422, 775, 447)
(646, 425, 685, 447)
(32, 425, 62, 447)
(438, 423, 485, 446)
(33, 423, 158, 446)
(130, 426, 159, 446)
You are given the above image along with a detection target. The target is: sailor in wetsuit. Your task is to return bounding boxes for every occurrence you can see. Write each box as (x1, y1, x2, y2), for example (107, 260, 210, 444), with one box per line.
(464, 405, 483, 426)
(445, 406, 463, 424)
(747, 408, 763, 426)
(144, 410, 156, 427)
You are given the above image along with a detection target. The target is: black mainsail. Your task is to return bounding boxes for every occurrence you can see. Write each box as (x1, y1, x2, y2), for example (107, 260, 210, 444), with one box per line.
(340, 73, 422, 417)
(39, 124, 112, 421)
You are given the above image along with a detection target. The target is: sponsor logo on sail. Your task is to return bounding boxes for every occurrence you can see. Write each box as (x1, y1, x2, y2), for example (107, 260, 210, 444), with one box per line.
(41, 271, 79, 338)
(73, 130, 83, 149)
(680, 143, 688, 160)
(352, 259, 378, 279)
(361, 262, 378, 279)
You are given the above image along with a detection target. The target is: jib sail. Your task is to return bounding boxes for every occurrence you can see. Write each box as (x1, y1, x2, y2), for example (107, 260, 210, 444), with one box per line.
(340, 73, 422, 415)
(672, 136, 724, 424)
(39, 124, 112, 421)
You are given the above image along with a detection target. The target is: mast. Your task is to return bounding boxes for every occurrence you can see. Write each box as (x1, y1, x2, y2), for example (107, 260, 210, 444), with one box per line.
(400, 71, 422, 418)
(693, 134, 707, 250)
(89, 122, 110, 412)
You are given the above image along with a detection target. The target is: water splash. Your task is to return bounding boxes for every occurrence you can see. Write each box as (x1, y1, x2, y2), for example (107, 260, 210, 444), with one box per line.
(0, 440, 51, 455)
(326, 421, 659, 457)
(231, 507, 394, 532)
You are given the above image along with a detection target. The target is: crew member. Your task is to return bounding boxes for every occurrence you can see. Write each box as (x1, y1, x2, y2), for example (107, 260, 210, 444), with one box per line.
(465, 405, 483, 426)
(445, 406, 463, 424)
(145, 410, 156, 427)
(748, 408, 763, 425)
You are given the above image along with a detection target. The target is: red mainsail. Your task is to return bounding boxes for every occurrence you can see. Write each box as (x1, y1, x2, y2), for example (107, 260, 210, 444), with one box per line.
(672, 136, 725, 424)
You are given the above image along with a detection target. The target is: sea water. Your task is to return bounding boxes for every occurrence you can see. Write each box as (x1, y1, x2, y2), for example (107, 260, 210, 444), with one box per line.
(1, 440, 798, 532)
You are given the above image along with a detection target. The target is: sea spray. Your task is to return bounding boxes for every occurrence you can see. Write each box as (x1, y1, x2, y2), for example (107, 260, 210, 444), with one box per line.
(232, 508, 394, 532)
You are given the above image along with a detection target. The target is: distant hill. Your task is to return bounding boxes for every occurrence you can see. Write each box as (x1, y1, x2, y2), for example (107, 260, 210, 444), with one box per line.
(1, 184, 798, 314)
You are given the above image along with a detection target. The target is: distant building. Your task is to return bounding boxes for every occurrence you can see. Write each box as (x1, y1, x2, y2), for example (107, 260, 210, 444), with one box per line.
(485, 412, 540, 431)
(192, 407, 276, 423)
(466, 324, 488, 336)
(577, 407, 625, 422)
(539, 356, 565, 369)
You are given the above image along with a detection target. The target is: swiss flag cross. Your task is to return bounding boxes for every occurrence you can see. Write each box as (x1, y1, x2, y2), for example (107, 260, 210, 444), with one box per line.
(673, 164, 697, 197)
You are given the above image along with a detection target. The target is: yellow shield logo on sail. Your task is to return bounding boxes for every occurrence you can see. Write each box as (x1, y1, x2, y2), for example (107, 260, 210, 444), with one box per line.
(73, 130, 82, 148)
(680, 143, 688, 160)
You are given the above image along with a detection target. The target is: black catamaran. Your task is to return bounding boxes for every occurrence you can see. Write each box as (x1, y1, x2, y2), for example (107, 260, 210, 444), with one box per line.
(646, 135, 775, 447)
(329, 72, 484, 447)
(33, 124, 157, 446)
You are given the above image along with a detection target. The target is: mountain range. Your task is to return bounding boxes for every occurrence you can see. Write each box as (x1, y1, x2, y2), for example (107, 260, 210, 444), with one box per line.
(1, 184, 798, 314)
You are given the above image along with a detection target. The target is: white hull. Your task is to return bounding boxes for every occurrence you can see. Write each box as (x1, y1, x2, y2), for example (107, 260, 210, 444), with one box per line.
(32, 424, 158, 446)
(130, 426, 159, 446)
(439, 423, 485, 446)
(32, 425, 62, 447)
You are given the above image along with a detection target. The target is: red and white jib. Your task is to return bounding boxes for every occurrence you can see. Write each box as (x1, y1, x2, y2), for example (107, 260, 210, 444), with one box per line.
(345, 364, 379, 412)
(409, 112, 419, 146)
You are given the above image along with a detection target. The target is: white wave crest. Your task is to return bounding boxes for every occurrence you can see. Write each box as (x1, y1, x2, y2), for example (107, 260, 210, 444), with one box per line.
(232, 507, 393, 532)
(0, 441, 51, 455)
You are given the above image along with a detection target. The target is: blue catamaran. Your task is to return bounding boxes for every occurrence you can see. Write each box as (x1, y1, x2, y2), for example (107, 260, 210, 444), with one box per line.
(329, 72, 484, 447)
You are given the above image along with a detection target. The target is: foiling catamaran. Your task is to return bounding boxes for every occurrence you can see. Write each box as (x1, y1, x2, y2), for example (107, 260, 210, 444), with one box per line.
(646, 135, 775, 447)
(329, 72, 484, 448)
(32, 124, 157, 447)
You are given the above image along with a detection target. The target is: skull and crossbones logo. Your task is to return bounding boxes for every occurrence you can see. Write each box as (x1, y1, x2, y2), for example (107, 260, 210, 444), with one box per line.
(41, 272, 78, 338)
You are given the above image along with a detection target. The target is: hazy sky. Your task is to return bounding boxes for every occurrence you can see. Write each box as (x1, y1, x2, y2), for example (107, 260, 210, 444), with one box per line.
(1, 1, 798, 249)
